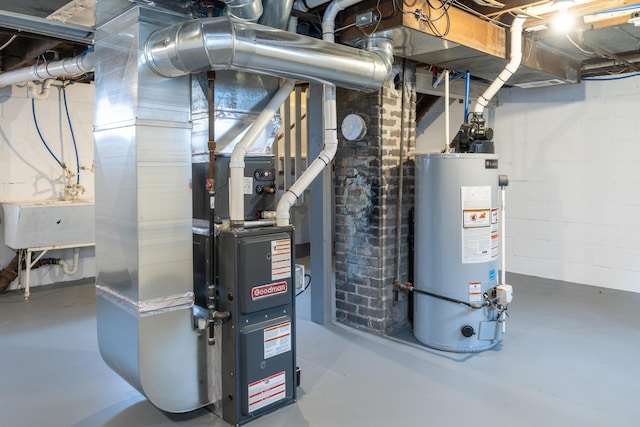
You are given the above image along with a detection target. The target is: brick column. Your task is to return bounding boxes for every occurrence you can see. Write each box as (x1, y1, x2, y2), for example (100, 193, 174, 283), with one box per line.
(334, 61, 416, 334)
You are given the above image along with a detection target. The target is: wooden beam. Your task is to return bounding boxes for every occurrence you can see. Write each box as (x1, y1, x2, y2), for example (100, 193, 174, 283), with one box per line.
(401, 1, 506, 58)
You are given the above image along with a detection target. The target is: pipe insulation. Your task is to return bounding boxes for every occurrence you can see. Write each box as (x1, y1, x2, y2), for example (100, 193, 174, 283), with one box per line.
(144, 17, 393, 93)
(472, 16, 525, 115)
(230, 79, 296, 225)
(0, 51, 94, 87)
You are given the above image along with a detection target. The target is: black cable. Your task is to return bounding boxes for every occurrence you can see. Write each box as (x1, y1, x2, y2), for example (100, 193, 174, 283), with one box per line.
(296, 273, 312, 297)
(411, 286, 489, 309)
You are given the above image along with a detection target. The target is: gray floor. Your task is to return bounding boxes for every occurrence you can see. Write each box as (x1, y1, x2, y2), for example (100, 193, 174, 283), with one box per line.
(1, 272, 640, 427)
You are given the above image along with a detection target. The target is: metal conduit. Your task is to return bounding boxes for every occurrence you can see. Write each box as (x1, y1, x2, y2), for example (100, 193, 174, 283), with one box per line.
(144, 17, 393, 93)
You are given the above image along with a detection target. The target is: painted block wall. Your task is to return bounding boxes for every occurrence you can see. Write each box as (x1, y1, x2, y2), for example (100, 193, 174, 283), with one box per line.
(0, 82, 95, 291)
(417, 75, 640, 293)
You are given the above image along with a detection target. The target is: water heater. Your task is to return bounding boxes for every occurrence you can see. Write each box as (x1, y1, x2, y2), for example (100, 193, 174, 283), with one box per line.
(413, 153, 508, 352)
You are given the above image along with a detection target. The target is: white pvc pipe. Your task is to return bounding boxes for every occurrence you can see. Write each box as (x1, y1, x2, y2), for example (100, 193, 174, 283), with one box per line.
(472, 16, 525, 115)
(0, 51, 94, 87)
(444, 70, 450, 152)
(59, 248, 80, 275)
(277, 85, 338, 226)
(322, 0, 364, 43)
(229, 79, 296, 224)
(26, 79, 54, 100)
(276, 0, 376, 226)
(501, 186, 506, 286)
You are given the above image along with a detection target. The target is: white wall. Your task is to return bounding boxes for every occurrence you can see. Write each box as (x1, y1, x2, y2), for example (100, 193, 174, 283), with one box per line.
(0, 82, 95, 291)
(417, 75, 640, 293)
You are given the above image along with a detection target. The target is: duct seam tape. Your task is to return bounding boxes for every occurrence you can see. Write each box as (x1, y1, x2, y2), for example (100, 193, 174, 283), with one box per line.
(96, 284, 195, 317)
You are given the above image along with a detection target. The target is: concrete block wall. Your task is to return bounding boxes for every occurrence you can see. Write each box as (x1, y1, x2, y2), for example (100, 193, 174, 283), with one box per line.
(334, 62, 416, 334)
(0, 83, 95, 291)
(417, 76, 640, 293)
(491, 77, 640, 293)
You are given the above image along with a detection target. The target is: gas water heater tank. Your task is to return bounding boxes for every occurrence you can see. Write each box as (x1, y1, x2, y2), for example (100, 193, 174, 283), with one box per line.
(413, 153, 503, 352)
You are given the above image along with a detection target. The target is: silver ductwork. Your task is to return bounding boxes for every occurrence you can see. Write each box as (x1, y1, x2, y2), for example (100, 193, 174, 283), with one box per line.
(258, 0, 295, 30)
(144, 16, 392, 93)
(0, 51, 94, 87)
(222, 0, 263, 22)
(94, 6, 215, 413)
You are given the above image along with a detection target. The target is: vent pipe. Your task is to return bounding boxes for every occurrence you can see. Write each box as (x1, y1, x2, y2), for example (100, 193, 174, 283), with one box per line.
(276, 0, 379, 226)
(230, 79, 296, 226)
(472, 16, 525, 115)
(0, 51, 94, 87)
(144, 17, 392, 93)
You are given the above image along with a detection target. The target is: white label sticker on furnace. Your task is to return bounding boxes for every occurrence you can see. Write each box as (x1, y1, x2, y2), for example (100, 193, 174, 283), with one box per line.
(469, 282, 482, 303)
(271, 239, 292, 280)
(264, 322, 292, 359)
(248, 371, 286, 413)
(243, 177, 253, 195)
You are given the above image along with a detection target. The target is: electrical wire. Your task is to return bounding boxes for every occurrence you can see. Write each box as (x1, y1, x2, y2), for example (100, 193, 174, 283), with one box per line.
(62, 84, 81, 184)
(565, 34, 596, 55)
(296, 273, 312, 297)
(409, 0, 453, 38)
(358, 0, 384, 36)
(0, 35, 17, 52)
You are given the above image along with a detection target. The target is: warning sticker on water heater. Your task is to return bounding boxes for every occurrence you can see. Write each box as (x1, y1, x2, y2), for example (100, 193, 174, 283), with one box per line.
(461, 186, 492, 264)
(469, 282, 482, 303)
(271, 239, 292, 280)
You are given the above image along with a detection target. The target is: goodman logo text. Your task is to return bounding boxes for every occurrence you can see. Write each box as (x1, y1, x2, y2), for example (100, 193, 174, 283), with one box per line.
(251, 281, 288, 300)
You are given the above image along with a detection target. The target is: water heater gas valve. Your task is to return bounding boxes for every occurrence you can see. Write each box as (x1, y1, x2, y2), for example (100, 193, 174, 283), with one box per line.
(496, 284, 513, 305)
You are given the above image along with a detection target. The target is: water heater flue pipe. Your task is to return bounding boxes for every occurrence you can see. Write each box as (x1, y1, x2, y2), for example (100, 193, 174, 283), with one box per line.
(472, 16, 525, 115)
(0, 51, 94, 87)
(144, 17, 391, 93)
(230, 79, 296, 226)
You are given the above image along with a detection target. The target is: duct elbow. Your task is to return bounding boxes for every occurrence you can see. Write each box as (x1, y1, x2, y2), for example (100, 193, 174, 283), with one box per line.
(356, 37, 395, 92)
(222, 0, 263, 22)
(145, 19, 235, 78)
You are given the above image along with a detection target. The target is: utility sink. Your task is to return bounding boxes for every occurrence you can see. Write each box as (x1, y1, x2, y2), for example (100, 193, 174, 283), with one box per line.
(2, 199, 95, 249)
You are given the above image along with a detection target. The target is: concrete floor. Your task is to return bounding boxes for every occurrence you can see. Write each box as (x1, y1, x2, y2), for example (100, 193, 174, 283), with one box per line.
(1, 272, 639, 427)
